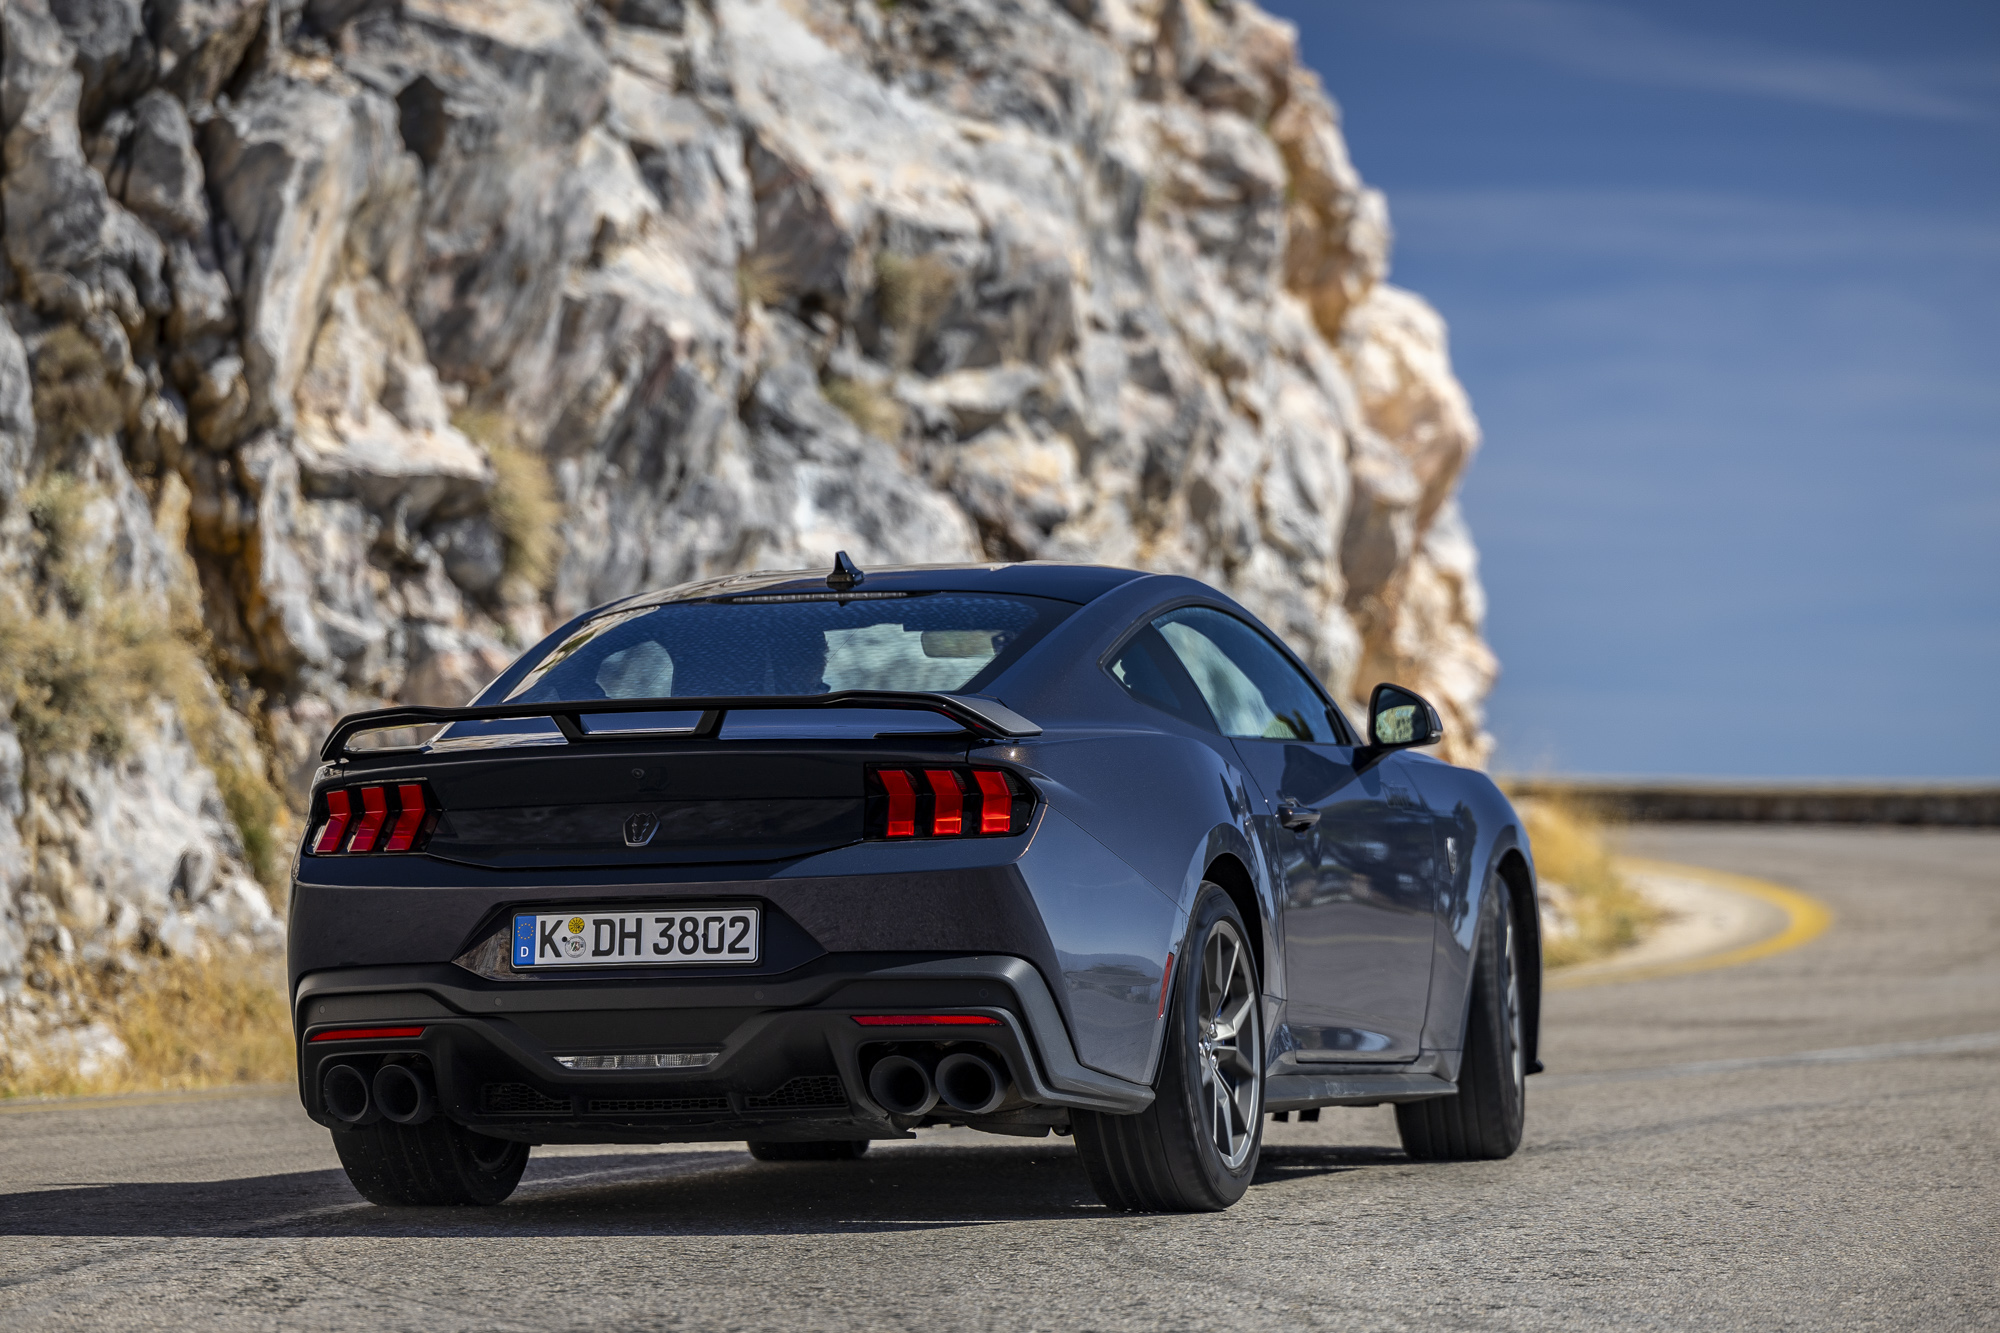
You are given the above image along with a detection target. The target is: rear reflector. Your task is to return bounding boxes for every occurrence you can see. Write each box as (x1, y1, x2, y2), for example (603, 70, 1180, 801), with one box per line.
(309, 1026, 426, 1042)
(852, 1015, 1004, 1027)
(309, 782, 439, 856)
(312, 789, 352, 854)
(865, 766, 1031, 840)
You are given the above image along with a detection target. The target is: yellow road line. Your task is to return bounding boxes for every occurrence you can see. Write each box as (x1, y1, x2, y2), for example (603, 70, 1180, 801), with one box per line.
(0, 1082, 292, 1115)
(1547, 857, 1834, 990)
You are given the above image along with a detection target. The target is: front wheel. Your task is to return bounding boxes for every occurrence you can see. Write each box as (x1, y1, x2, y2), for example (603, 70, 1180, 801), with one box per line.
(1073, 883, 1263, 1212)
(1396, 877, 1526, 1160)
(332, 1119, 530, 1206)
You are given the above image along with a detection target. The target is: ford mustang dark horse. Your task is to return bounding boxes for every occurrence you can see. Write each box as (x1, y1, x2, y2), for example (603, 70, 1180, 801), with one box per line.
(292, 560, 1541, 1212)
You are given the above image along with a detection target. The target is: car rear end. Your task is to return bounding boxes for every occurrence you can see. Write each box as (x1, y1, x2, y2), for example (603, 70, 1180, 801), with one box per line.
(288, 574, 1151, 1164)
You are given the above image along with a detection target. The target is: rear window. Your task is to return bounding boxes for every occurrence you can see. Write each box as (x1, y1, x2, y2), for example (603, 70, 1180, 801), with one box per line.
(499, 593, 1072, 704)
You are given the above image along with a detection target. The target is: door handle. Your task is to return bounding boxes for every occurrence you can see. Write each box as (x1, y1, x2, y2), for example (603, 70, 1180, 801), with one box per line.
(1277, 800, 1320, 832)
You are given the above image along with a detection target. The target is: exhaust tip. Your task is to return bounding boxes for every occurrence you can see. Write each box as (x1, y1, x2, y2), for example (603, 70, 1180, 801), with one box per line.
(372, 1063, 435, 1125)
(935, 1051, 1008, 1116)
(867, 1054, 937, 1117)
(323, 1063, 380, 1124)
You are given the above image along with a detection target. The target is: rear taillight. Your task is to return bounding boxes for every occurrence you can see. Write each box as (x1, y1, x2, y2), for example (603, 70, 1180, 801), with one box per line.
(309, 782, 440, 855)
(866, 766, 1031, 840)
(311, 790, 352, 854)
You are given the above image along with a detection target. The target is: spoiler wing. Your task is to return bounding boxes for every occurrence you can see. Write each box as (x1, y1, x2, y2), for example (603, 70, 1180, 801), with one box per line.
(319, 691, 1043, 761)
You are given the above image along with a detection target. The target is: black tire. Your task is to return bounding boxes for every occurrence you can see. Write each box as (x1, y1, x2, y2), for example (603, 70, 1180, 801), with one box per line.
(1073, 883, 1263, 1212)
(746, 1139, 871, 1161)
(1396, 877, 1526, 1160)
(332, 1119, 530, 1206)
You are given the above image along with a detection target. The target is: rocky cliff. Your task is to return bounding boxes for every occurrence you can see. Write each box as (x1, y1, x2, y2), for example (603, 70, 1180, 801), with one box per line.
(0, 0, 1495, 1015)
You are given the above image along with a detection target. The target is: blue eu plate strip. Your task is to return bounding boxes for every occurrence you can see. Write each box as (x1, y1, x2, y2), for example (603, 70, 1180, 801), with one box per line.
(513, 914, 536, 965)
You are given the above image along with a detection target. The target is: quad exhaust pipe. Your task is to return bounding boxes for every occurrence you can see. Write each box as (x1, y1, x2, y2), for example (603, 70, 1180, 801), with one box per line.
(866, 1054, 938, 1117)
(867, 1049, 1015, 1118)
(934, 1052, 1008, 1116)
(322, 1063, 435, 1126)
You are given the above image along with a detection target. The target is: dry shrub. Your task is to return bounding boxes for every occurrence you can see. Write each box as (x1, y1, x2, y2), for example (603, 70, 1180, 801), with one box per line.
(455, 409, 561, 592)
(822, 374, 906, 440)
(0, 477, 289, 894)
(874, 251, 958, 364)
(736, 251, 795, 310)
(1, 950, 292, 1099)
(1511, 792, 1661, 969)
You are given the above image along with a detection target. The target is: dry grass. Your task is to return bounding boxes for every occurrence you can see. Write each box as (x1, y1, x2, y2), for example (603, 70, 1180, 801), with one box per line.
(455, 410, 561, 592)
(735, 251, 796, 310)
(874, 250, 959, 371)
(0, 950, 292, 1099)
(1, 477, 289, 892)
(1512, 792, 1662, 969)
(822, 374, 907, 440)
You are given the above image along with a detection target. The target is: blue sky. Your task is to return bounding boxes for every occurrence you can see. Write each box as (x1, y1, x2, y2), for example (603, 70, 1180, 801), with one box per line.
(1264, 0, 2000, 778)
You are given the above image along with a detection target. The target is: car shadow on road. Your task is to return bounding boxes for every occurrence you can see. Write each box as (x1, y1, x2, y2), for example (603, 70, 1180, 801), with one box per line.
(0, 1141, 1415, 1239)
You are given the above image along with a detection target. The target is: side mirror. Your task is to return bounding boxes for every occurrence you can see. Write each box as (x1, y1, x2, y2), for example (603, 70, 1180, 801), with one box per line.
(1360, 683, 1443, 764)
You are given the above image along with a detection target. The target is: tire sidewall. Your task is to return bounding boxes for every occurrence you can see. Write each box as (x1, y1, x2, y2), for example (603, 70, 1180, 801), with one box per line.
(1472, 876, 1525, 1145)
(1162, 883, 1264, 1205)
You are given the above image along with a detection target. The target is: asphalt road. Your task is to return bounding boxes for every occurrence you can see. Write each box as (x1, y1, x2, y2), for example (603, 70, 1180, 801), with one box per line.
(2, 826, 1995, 1331)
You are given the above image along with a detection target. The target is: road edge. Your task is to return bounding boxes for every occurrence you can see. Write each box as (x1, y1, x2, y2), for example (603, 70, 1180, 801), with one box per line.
(1546, 857, 1834, 991)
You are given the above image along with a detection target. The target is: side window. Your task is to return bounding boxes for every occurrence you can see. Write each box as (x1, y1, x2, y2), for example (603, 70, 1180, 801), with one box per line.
(1107, 625, 1216, 730)
(1151, 607, 1334, 743)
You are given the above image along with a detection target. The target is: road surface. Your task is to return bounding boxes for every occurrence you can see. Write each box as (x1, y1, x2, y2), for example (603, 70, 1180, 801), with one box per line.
(2, 826, 1995, 1330)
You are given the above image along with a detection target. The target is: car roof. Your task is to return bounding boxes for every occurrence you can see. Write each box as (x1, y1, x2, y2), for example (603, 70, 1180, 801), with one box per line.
(603, 561, 1152, 610)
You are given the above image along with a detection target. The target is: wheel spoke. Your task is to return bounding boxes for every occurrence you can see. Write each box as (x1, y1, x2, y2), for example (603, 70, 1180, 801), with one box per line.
(1212, 936, 1240, 1023)
(1189, 915, 1261, 1170)
(1213, 989, 1254, 1042)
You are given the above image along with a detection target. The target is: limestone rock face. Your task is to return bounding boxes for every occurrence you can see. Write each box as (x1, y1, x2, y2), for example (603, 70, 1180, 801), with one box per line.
(0, 0, 1495, 998)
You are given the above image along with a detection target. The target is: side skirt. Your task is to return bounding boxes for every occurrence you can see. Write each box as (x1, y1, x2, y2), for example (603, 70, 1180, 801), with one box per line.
(1265, 1071, 1458, 1112)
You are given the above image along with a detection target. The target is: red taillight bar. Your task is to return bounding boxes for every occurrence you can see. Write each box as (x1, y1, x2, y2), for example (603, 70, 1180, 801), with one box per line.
(851, 1015, 1003, 1027)
(312, 789, 352, 854)
(311, 782, 437, 855)
(879, 768, 917, 838)
(308, 1026, 426, 1042)
(925, 769, 963, 836)
(346, 785, 388, 853)
(868, 766, 1026, 840)
(382, 783, 428, 852)
(974, 770, 1012, 835)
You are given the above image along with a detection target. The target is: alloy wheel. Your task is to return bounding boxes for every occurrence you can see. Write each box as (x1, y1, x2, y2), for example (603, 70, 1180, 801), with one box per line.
(1195, 918, 1261, 1170)
(1503, 908, 1524, 1094)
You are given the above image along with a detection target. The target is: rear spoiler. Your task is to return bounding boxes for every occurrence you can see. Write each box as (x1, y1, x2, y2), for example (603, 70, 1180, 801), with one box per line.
(319, 691, 1043, 761)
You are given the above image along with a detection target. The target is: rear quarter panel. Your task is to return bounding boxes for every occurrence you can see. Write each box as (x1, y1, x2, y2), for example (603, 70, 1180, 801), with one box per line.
(995, 728, 1269, 1086)
(1403, 755, 1537, 1071)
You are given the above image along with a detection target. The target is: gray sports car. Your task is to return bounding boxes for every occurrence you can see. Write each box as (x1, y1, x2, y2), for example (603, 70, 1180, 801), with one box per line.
(292, 559, 1541, 1212)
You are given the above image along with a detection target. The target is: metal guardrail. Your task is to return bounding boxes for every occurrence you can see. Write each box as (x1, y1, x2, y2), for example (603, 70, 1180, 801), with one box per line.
(1502, 780, 2000, 827)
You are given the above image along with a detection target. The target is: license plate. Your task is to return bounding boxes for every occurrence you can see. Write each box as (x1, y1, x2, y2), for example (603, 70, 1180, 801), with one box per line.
(511, 907, 761, 968)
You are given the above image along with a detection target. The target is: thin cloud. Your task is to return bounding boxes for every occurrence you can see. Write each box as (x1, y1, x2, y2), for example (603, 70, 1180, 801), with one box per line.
(1390, 187, 2000, 267)
(1373, 0, 1992, 122)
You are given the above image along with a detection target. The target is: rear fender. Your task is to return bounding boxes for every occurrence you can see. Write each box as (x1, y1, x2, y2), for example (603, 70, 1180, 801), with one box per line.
(1414, 766, 1538, 1071)
(999, 730, 1262, 1088)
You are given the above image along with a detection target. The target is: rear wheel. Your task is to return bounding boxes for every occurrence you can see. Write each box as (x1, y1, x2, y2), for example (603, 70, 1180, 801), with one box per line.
(747, 1139, 870, 1161)
(1396, 878, 1526, 1160)
(1073, 883, 1263, 1212)
(332, 1119, 529, 1206)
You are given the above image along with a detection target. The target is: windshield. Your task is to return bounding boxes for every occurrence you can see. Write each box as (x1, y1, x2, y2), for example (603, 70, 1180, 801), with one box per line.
(499, 593, 1072, 703)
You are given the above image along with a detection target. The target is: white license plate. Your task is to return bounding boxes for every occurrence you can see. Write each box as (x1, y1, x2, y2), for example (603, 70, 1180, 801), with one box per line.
(512, 908, 761, 968)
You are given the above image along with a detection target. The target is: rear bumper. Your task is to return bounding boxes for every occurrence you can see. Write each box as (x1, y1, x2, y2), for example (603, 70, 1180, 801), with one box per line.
(295, 953, 1152, 1143)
